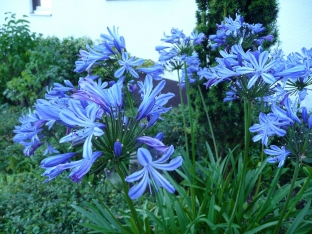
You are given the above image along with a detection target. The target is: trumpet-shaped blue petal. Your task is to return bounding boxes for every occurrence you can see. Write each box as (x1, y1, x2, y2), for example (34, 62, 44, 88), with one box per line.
(114, 52, 144, 78)
(137, 136, 169, 153)
(265, 145, 290, 167)
(40, 152, 76, 168)
(125, 146, 182, 199)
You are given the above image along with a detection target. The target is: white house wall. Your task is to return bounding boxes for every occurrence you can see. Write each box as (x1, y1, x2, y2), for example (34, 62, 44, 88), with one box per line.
(1, 0, 312, 69)
(0, 0, 312, 89)
(0, 0, 197, 64)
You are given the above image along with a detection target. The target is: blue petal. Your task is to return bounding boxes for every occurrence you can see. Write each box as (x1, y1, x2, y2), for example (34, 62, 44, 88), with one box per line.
(153, 145, 174, 163)
(152, 156, 183, 171)
(137, 148, 152, 166)
(125, 168, 145, 182)
(40, 152, 76, 168)
(114, 66, 126, 78)
(128, 171, 149, 199)
(150, 167, 175, 193)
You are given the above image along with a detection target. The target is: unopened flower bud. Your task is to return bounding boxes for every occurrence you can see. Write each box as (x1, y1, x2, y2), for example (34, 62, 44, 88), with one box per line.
(302, 107, 308, 123)
(114, 140, 122, 157)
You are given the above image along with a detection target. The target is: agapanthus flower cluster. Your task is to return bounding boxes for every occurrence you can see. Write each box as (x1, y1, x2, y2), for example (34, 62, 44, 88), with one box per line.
(199, 43, 310, 102)
(155, 28, 205, 87)
(75, 26, 164, 84)
(250, 97, 312, 167)
(209, 14, 274, 50)
(197, 14, 312, 169)
(200, 15, 312, 106)
(13, 27, 183, 199)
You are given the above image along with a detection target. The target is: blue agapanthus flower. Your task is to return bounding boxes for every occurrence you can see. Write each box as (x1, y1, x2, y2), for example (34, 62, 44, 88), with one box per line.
(59, 101, 105, 158)
(137, 75, 174, 126)
(264, 145, 290, 167)
(249, 111, 291, 146)
(114, 52, 144, 78)
(42, 151, 102, 182)
(156, 28, 205, 85)
(209, 14, 273, 50)
(125, 146, 183, 199)
(236, 50, 277, 89)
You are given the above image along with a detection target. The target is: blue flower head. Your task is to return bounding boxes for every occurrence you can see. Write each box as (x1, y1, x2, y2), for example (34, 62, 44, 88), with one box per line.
(265, 145, 290, 167)
(125, 146, 183, 199)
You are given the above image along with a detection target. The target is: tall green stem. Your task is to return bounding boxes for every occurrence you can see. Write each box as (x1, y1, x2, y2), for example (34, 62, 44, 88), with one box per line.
(197, 85, 218, 158)
(243, 99, 252, 168)
(177, 70, 189, 155)
(125, 86, 136, 117)
(273, 158, 300, 234)
(116, 164, 144, 234)
(225, 99, 252, 233)
(183, 63, 197, 217)
(254, 144, 264, 198)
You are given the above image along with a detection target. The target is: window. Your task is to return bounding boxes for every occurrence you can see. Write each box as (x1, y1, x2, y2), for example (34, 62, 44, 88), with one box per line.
(30, 0, 52, 16)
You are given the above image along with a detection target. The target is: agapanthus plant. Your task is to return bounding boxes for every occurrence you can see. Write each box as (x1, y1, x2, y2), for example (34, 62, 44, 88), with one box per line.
(251, 97, 312, 167)
(156, 28, 205, 87)
(13, 27, 182, 201)
(209, 13, 274, 50)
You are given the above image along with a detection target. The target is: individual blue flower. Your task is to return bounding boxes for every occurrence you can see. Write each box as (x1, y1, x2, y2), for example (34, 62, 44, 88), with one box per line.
(13, 110, 46, 156)
(265, 145, 290, 167)
(302, 107, 308, 123)
(309, 115, 312, 129)
(72, 78, 122, 113)
(41, 152, 76, 168)
(161, 28, 186, 44)
(137, 76, 174, 124)
(235, 50, 276, 88)
(125, 146, 183, 199)
(298, 88, 308, 102)
(137, 136, 169, 153)
(224, 91, 238, 102)
(190, 31, 206, 45)
(43, 143, 60, 156)
(42, 151, 102, 182)
(255, 35, 274, 45)
(136, 64, 164, 80)
(35, 98, 72, 129)
(100, 26, 126, 53)
(59, 101, 105, 159)
(45, 80, 75, 100)
(74, 44, 109, 73)
(114, 52, 144, 78)
(249, 112, 288, 145)
(21, 139, 43, 157)
(283, 97, 301, 123)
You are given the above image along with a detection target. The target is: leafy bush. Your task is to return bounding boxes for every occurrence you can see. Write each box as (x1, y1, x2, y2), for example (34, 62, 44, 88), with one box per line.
(4, 36, 92, 106)
(0, 170, 130, 233)
(0, 12, 39, 104)
(0, 104, 35, 174)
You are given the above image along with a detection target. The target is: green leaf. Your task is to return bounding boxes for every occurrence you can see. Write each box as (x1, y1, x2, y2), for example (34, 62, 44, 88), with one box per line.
(244, 221, 278, 234)
(286, 200, 311, 234)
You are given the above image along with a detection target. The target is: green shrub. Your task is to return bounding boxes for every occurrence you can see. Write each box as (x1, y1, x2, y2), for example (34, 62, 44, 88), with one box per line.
(0, 12, 39, 104)
(4, 36, 92, 106)
(0, 104, 34, 174)
(0, 170, 130, 233)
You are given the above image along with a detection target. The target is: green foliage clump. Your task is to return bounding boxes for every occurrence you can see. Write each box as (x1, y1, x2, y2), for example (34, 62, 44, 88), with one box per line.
(0, 104, 34, 174)
(0, 170, 126, 234)
(4, 36, 92, 106)
(0, 12, 39, 104)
